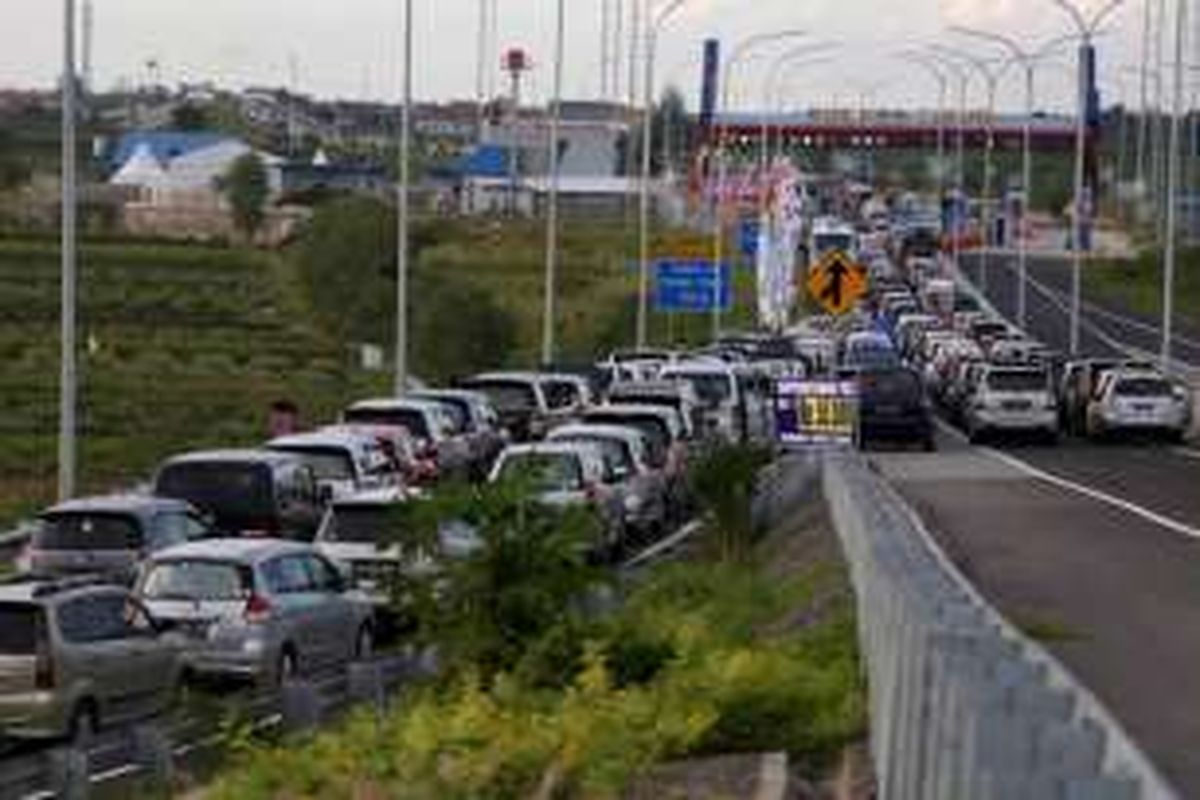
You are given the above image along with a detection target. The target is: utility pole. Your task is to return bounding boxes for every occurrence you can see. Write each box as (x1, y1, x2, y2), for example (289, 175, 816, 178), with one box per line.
(542, 0, 565, 366)
(1162, 0, 1186, 367)
(59, 0, 78, 501)
(395, 0, 412, 395)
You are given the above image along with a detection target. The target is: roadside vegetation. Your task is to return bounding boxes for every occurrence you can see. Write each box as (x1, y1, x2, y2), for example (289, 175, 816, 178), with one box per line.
(1086, 248, 1200, 328)
(204, 449, 865, 799)
(0, 198, 759, 527)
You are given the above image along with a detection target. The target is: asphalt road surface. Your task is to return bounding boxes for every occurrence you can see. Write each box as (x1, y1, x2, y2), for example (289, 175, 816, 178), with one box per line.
(960, 253, 1200, 370)
(871, 426, 1200, 795)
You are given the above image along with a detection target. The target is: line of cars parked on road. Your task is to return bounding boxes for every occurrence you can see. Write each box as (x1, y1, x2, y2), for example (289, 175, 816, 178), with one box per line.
(820, 203, 1194, 448)
(0, 352, 795, 747)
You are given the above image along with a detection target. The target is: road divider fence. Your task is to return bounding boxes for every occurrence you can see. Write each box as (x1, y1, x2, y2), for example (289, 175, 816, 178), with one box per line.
(823, 450, 1179, 800)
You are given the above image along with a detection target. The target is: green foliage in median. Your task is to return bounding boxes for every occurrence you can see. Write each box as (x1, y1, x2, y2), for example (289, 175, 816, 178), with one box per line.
(207, 487, 864, 800)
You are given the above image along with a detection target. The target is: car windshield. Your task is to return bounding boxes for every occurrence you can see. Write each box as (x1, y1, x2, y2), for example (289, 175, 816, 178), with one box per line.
(344, 408, 431, 439)
(497, 453, 584, 492)
(814, 233, 853, 253)
(156, 462, 274, 522)
(674, 373, 732, 407)
(141, 559, 253, 601)
(847, 342, 899, 369)
(586, 415, 668, 464)
(1115, 378, 1174, 398)
(275, 447, 355, 482)
(467, 382, 536, 413)
(0, 604, 40, 655)
(556, 436, 631, 478)
(987, 371, 1048, 393)
(321, 504, 400, 544)
(35, 513, 141, 551)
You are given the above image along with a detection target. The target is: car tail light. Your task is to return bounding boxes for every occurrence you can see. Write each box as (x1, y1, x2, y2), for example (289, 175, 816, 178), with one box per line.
(585, 483, 600, 503)
(244, 593, 273, 624)
(34, 633, 54, 690)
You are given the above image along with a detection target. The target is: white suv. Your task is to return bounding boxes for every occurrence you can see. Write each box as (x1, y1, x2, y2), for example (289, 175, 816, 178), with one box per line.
(966, 365, 1059, 443)
(1087, 370, 1191, 442)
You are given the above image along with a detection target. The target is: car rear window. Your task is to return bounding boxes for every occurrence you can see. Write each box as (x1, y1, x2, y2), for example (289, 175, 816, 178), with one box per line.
(672, 374, 732, 406)
(0, 604, 41, 655)
(1115, 378, 1174, 398)
(272, 447, 355, 482)
(156, 462, 274, 521)
(464, 382, 537, 413)
(987, 370, 1048, 393)
(35, 513, 142, 551)
(344, 408, 431, 439)
(496, 453, 584, 492)
(141, 560, 253, 601)
(321, 504, 399, 544)
(586, 415, 669, 464)
(860, 370, 921, 399)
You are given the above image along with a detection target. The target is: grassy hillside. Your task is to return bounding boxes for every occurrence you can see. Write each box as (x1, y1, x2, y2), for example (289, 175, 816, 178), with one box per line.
(1086, 248, 1200, 329)
(0, 210, 759, 525)
(0, 239, 377, 524)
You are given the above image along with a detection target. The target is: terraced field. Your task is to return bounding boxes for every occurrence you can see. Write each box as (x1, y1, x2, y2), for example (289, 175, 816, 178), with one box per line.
(0, 238, 378, 524)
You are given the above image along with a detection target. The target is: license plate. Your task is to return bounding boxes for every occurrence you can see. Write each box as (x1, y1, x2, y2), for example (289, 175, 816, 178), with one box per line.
(1002, 401, 1032, 411)
(1133, 404, 1154, 414)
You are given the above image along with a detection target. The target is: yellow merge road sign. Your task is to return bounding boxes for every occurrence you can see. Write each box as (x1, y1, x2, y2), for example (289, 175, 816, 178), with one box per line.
(806, 250, 868, 316)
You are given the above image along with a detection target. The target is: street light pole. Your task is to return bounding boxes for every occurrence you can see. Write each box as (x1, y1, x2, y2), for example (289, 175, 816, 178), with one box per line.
(542, 0, 565, 366)
(896, 52, 949, 203)
(395, 0, 412, 395)
(948, 30, 1078, 330)
(1051, 0, 1126, 356)
(1162, 0, 1186, 367)
(768, 53, 839, 164)
(712, 29, 809, 341)
(636, 0, 688, 350)
(59, 0, 78, 501)
(760, 43, 839, 182)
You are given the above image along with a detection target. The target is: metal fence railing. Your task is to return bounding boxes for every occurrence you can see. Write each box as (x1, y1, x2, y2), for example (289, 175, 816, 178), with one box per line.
(822, 451, 1179, 800)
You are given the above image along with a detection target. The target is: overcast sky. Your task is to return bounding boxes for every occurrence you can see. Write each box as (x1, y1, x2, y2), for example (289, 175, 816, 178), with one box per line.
(0, 1, 1155, 114)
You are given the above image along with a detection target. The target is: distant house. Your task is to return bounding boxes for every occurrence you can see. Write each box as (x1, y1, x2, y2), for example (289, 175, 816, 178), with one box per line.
(104, 130, 299, 243)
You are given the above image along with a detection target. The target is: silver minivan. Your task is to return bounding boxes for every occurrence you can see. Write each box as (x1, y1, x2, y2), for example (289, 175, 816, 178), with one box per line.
(137, 539, 375, 685)
(0, 578, 184, 742)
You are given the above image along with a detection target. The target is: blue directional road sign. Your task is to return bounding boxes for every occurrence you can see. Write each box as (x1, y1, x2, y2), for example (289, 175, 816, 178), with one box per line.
(654, 260, 732, 313)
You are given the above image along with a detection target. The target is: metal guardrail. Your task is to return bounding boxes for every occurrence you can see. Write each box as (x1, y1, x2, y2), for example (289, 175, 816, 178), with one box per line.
(822, 451, 1179, 800)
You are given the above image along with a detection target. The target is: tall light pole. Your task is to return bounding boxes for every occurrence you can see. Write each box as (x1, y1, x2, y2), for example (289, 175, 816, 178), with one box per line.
(1051, 0, 1127, 356)
(60, 0, 78, 501)
(712, 29, 809, 340)
(949, 30, 1077, 330)
(926, 50, 971, 271)
(636, 0, 688, 349)
(542, 0, 566, 366)
(896, 52, 949, 203)
(1162, 0, 1186, 366)
(759, 42, 840, 184)
(476, 0, 489, 130)
(395, 0, 413, 395)
(1139, 0, 1154, 206)
(767, 53, 839, 164)
(930, 44, 1009, 298)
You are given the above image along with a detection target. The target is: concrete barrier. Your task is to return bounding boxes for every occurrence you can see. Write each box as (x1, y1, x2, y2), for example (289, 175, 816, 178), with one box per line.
(823, 451, 1179, 800)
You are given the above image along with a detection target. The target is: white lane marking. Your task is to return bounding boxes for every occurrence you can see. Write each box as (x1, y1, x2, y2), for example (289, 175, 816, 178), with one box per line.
(983, 447, 1200, 539)
(934, 419, 1200, 539)
(1171, 447, 1200, 462)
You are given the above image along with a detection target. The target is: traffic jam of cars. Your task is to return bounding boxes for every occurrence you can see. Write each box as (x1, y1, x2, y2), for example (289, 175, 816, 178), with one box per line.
(791, 199, 1194, 452)
(0, 351, 798, 748)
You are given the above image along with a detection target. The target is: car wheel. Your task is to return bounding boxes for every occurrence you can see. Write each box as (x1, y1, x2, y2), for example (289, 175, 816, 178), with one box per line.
(922, 435, 936, 452)
(68, 701, 98, 747)
(355, 624, 375, 662)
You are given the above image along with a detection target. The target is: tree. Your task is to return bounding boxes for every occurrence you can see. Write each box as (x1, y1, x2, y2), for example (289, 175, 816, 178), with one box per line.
(170, 102, 211, 131)
(388, 476, 608, 676)
(222, 153, 269, 238)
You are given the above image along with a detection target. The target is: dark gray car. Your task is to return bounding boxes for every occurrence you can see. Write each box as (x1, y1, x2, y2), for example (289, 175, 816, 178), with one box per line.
(29, 496, 212, 583)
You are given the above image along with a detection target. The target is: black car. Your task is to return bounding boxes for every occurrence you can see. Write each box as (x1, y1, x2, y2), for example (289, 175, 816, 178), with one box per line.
(857, 367, 935, 451)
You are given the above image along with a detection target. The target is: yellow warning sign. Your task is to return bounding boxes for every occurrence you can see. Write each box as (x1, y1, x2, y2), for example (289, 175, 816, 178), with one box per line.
(806, 250, 868, 316)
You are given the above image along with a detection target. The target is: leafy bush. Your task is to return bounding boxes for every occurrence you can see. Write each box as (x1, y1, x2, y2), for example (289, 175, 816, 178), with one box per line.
(688, 444, 775, 561)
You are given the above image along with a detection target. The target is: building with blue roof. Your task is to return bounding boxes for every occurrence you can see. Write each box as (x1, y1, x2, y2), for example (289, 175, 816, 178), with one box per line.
(104, 131, 236, 174)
